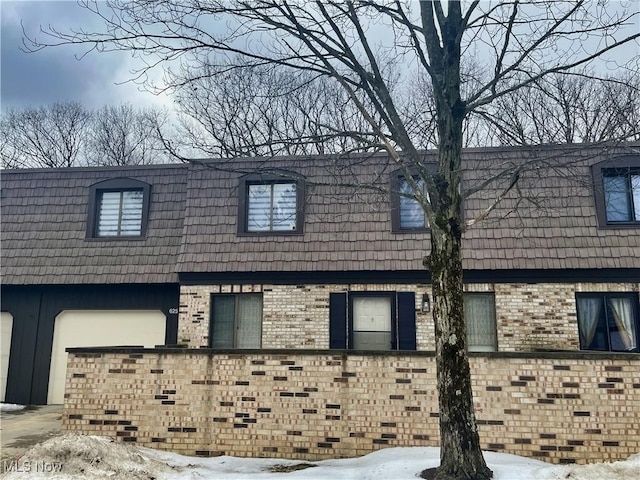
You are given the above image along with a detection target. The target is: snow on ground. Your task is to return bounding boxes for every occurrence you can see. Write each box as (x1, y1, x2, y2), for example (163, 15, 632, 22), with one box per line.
(1, 434, 638, 480)
(0, 404, 26, 412)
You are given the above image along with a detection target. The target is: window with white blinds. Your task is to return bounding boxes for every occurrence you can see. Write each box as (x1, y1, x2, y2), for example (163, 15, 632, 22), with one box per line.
(399, 177, 428, 229)
(464, 293, 497, 352)
(247, 183, 297, 232)
(97, 190, 144, 236)
(210, 294, 263, 349)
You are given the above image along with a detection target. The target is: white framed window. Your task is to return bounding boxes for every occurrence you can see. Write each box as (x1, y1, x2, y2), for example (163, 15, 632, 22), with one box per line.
(352, 296, 393, 350)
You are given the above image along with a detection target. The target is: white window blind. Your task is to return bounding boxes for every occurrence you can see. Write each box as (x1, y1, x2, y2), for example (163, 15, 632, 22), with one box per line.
(97, 190, 143, 236)
(247, 183, 297, 231)
(399, 178, 427, 229)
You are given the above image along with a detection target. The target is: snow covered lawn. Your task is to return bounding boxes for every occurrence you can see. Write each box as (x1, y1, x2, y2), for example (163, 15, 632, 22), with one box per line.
(0, 403, 26, 412)
(1, 434, 638, 480)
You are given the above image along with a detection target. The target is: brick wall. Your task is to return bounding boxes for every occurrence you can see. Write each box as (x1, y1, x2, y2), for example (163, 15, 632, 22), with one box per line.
(63, 348, 640, 464)
(178, 282, 640, 351)
(496, 282, 639, 351)
(178, 283, 434, 350)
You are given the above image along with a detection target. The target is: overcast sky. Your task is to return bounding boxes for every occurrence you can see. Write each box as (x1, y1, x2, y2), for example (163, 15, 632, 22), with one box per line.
(1, 0, 171, 111)
(1, 1, 638, 113)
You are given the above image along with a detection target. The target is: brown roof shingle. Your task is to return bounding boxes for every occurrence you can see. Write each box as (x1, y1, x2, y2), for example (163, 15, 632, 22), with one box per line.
(2, 164, 188, 285)
(2, 143, 639, 286)
(176, 144, 639, 274)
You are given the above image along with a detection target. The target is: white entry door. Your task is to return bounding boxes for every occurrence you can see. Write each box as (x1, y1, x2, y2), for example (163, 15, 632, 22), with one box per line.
(47, 310, 166, 404)
(1, 312, 14, 402)
(352, 297, 392, 350)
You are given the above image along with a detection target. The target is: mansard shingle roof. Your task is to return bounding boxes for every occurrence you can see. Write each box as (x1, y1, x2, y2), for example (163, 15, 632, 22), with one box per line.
(2, 164, 188, 285)
(176, 144, 640, 275)
(1, 143, 638, 286)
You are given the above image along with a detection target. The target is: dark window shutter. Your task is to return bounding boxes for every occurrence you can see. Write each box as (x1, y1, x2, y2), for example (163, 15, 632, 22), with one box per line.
(397, 292, 417, 350)
(329, 292, 348, 349)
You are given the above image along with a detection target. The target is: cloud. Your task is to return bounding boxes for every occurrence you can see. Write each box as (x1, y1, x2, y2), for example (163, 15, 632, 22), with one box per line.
(0, 1, 169, 110)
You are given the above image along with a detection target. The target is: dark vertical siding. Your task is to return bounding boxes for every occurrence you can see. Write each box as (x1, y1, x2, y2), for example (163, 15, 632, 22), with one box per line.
(1, 284, 179, 405)
(2, 288, 42, 405)
(397, 292, 417, 350)
(329, 292, 348, 349)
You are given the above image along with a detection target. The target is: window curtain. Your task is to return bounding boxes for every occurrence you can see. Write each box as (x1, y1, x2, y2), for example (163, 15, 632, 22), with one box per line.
(236, 295, 262, 348)
(464, 294, 497, 352)
(609, 297, 637, 351)
(211, 296, 235, 348)
(576, 297, 602, 348)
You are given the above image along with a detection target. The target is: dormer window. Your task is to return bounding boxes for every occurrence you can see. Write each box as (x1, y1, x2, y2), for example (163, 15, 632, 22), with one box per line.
(247, 182, 297, 232)
(238, 173, 305, 235)
(593, 156, 640, 228)
(603, 169, 640, 223)
(391, 173, 429, 233)
(98, 190, 144, 236)
(399, 177, 428, 229)
(87, 178, 151, 239)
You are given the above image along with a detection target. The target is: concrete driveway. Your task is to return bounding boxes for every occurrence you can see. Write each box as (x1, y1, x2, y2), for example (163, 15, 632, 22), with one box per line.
(0, 405, 63, 466)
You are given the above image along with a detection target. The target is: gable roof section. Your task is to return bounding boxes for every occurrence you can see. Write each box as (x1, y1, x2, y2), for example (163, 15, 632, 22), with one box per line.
(2, 164, 188, 285)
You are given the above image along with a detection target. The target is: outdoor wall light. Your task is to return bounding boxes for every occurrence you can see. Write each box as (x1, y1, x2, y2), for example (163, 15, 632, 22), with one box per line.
(422, 293, 430, 313)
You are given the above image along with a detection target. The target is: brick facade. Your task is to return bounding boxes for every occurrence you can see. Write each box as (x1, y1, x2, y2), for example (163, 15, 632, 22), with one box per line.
(63, 349, 640, 464)
(178, 283, 435, 350)
(178, 282, 640, 352)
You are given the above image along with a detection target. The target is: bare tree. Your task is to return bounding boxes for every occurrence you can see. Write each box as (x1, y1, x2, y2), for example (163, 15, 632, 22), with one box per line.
(0, 101, 90, 168)
(477, 72, 640, 146)
(1, 102, 172, 168)
(26, 2, 640, 478)
(174, 62, 384, 157)
(88, 103, 170, 166)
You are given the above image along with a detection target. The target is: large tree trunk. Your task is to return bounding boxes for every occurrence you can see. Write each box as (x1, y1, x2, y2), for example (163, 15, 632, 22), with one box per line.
(427, 56, 492, 478)
(429, 221, 492, 480)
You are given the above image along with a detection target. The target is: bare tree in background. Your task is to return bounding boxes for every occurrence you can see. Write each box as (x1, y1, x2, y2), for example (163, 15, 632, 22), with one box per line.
(477, 72, 640, 146)
(174, 63, 384, 158)
(0, 101, 89, 168)
(175, 65, 639, 157)
(1, 102, 170, 168)
(26, 1, 640, 478)
(88, 103, 170, 166)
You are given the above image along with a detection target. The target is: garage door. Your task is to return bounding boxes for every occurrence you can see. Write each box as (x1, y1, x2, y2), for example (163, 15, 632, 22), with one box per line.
(47, 310, 166, 404)
(1, 312, 14, 402)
